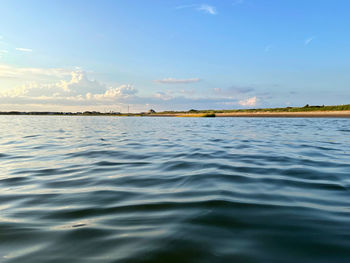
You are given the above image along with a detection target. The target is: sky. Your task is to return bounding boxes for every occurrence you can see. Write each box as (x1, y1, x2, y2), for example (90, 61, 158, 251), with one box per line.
(0, 0, 349, 112)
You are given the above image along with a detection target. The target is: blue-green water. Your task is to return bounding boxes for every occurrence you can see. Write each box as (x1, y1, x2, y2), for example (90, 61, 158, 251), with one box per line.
(1, 116, 350, 262)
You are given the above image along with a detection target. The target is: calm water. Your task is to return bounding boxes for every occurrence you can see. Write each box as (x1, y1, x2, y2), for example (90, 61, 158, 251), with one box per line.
(1, 116, 350, 263)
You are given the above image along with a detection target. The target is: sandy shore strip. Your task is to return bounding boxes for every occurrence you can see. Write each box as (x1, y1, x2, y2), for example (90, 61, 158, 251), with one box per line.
(215, 111, 350, 118)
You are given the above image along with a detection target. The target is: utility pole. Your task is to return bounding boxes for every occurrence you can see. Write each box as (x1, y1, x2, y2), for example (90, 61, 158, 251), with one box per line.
(128, 105, 129, 114)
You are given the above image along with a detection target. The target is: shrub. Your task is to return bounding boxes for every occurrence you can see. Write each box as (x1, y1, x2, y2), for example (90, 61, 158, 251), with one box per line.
(203, 113, 216, 117)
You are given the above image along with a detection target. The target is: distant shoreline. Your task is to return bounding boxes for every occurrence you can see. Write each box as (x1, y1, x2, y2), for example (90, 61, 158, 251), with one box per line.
(1, 110, 350, 118)
(2, 105, 350, 118)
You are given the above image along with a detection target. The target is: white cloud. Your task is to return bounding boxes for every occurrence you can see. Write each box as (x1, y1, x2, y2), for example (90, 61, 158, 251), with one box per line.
(239, 96, 257, 107)
(16, 48, 33, 52)
(0, 84, 29, 98)
(154, 78, 200, 84)
(55, 70, 106, 95)
(0, 50, 8, 54)
(198, 4, 217, 15)
(0, 69, 138, 105)
(93, 85, 137, 101)
(0, 66, 265, 112)
(304, 36, 315, 46)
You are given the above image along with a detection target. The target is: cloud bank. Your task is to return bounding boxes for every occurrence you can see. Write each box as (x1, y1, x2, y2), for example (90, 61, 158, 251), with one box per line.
(0, 70, 137, 103)
(0, 65, 261, 112)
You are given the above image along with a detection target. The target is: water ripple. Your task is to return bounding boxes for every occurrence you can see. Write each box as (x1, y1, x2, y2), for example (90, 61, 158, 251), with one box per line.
(1, 116, 350, 263)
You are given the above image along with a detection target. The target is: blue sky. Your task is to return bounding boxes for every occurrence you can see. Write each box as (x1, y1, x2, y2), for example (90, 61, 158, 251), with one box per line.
(0, 0, 349, 112)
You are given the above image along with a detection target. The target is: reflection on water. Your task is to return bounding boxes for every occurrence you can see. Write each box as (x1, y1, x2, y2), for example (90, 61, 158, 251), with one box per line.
(1, 116, 350, 262)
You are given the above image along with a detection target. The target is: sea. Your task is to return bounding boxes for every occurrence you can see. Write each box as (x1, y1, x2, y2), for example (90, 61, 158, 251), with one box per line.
(1, 116, 350, 263)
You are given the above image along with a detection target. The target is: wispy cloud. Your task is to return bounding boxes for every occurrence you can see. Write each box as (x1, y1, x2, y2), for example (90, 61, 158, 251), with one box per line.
(175, 4, 197, 10)
(154, 78, 200, 84)
(265, 45, 272, 52)
(232, 0, 244, 6)
(198, 4, 217, 15)
(304, 36, 315, 46)
(214, 86, 255, 96)
(0, 64, 71, 79)
(16, 47, 33, 52)
(176, 4, 217, 15)
(155, 91, 173, 101)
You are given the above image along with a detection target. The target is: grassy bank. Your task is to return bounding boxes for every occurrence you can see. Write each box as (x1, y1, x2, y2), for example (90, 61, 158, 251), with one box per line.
(154, 104, 350, 115)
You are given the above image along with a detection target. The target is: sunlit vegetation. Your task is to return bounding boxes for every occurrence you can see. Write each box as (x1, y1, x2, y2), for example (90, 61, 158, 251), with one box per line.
(154, 104, 350, 115)
(1, 104, 349, 116)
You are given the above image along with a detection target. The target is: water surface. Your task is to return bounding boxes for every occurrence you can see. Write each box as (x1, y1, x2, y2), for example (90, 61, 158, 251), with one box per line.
(1, 116, 350, 262)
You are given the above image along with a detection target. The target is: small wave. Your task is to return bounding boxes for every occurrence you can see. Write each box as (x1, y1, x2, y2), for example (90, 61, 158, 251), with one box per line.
(1, 116, 350, 263)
